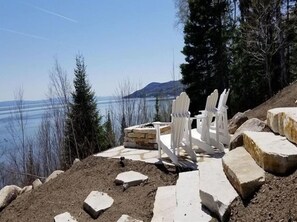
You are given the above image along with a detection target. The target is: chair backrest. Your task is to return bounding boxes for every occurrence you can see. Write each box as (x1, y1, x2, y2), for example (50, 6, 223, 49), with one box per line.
(171, 92, 190, 149)
(217, 89, 230, 112)
(201, 89, 218, 140)
(215, 89, 230, 128)
(205, 89, 218, 123)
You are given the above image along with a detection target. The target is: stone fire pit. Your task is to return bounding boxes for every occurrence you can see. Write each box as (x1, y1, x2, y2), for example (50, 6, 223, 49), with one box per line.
(124, 123, 171, 150)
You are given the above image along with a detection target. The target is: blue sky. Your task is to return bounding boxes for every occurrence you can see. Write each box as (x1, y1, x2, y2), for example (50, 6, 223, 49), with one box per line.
(0, 0, 185, 101)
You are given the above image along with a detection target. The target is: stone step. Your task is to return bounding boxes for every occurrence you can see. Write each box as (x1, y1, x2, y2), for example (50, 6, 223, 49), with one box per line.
(151, 186, 176, 222)
(199, 158, 238, 221)
(222, 147, 265, 199)
(267, 107, 297, 144)
(243, 131, 297, 174)
(174, 171, 212, 222)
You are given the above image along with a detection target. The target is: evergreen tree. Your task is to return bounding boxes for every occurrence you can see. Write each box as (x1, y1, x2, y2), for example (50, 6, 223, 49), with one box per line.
(63, 55, 104, 168)
(153, 96, 161, 121)
(103, 111, 116, 149)
(119, 114, 127, 145)
(180, 0, 231, 115)
(229, 0, 297, 114)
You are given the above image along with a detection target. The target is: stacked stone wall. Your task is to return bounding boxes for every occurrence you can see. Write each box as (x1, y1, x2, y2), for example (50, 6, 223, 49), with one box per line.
(124, 124, 171, 150)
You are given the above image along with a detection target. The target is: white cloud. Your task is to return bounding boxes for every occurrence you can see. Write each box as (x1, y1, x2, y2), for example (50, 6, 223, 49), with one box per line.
(0, 28, 49, 40)
(26, 3, 78, 23)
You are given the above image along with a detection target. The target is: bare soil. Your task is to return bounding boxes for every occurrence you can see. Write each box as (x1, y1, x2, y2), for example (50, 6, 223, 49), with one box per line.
(245, 80, 297, 120)
(0, 156, 178, 222)
(229, 171, 297, 222)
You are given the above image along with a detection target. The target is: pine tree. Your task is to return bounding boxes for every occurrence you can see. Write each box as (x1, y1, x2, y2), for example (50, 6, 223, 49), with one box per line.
(180, 0, 231, 115)
(153, 96, 161, 121)
(119, 114, 127, 145)
(103, 111, 116, 149)
(63, 55, 104, 168)
(229, 0, 297, 114)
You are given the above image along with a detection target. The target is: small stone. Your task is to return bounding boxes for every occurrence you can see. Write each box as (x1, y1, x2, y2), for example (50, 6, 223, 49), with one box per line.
(45, 170, 64, 183)
(83, 191, 114, 219)
(114, 171, 148, 188)
(73, 158, 80, 165)
(54, 212, 77, 222)
(32, 179, 42, 189)
(117, 214, 143, 222)
(20, 185, 32, 194)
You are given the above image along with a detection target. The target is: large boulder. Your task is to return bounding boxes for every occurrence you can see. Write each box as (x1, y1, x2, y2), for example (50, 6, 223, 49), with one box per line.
(0, 185, 21, 211)
(229, 118, 271, 150)
(228, 112, 249, 134)
(267, 107, 297, 135)
(243, 131, 297, 174)
(283, 111, 297, 144)
(222, 147, 265, 199)
(267, 108, 297, 144)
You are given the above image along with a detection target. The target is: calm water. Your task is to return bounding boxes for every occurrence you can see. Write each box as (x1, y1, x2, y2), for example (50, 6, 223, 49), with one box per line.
(0, 96, 163, 151)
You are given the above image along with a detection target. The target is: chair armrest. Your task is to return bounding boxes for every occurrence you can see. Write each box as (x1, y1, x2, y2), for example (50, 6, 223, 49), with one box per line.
(192, 113, 207, 120)
(152, 121, 171, 126)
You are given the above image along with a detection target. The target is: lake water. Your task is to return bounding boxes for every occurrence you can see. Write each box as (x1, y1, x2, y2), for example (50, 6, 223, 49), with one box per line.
(0, 96, 166, 151)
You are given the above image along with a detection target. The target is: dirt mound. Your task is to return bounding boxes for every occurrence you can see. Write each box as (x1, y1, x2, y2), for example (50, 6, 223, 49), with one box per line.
(0, 156, 177, 222)
(245, 80, 297, 120)
(229, 171, 297, 221)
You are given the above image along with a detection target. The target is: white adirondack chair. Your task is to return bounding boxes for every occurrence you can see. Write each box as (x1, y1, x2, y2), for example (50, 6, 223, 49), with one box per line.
(210, 89, 231, 145)
(196, 89, 231, 145)
(153, 92, 197, 165)
(191, 89, 224, 154)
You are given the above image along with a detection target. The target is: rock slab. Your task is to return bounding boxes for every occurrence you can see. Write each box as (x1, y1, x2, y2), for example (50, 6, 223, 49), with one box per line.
(117, 214, 143, 222)
(0, 185, 21, 211)
(199, 158, 238, 221)
(243, 131, 297, 174)
(229, 118, 270, 150)
(83, 191, 114, 219)
(267, 107, 297, 135)
(228, 112, 248, 134)
(151, 186, 176, 222)
(114, 171, 148, 187)
(174, 171, 212, 222)
(267, 108, 297, 144)
(222, 147, 265, 199)
(54, 212, 77, 222)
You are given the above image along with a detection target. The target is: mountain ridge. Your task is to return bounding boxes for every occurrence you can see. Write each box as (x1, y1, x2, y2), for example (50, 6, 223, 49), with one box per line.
(125, 80, 185, 98)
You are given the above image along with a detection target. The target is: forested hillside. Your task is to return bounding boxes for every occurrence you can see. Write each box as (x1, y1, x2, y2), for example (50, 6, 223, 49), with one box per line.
(175, 0, 297, 116)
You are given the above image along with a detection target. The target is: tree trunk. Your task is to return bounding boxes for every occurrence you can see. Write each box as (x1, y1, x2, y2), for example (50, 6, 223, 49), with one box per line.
(276, 0, 287, 87)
